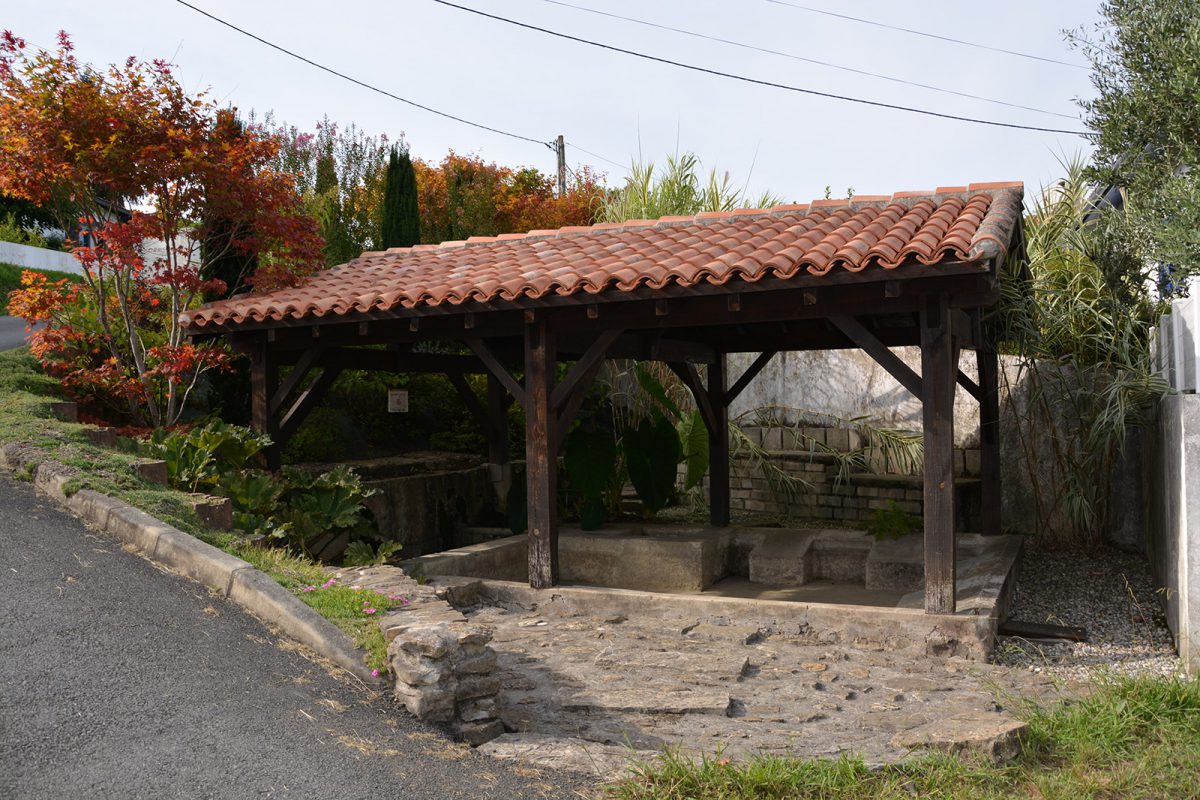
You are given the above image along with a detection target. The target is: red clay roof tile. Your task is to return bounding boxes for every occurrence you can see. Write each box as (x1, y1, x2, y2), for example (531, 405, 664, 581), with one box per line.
(181, 184, 1023, 331)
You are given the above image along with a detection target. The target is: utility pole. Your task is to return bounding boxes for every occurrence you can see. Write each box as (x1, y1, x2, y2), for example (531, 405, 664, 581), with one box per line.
(556, 135, 567, 197)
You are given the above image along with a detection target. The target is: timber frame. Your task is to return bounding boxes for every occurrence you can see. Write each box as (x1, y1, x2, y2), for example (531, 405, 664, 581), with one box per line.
(207, 249, 1017, 615)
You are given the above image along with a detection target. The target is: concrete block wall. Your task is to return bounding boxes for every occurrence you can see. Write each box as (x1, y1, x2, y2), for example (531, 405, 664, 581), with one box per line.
(691, 425, 981, 527)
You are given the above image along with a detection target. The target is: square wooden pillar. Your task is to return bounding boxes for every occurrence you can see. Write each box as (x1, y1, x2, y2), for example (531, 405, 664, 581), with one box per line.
(920, 296, 956, 614)
(707, 357, 730, 528)
(977, 348, 1002, 536)
(524, 318, 559, 589)
(249, 340, 280, 471)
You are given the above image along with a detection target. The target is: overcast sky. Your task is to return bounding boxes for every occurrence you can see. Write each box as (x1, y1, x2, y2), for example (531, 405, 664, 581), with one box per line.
(7, 0, 1102, 203)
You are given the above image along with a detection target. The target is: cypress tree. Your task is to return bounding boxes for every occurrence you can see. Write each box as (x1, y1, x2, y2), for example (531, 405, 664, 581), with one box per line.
(380, 146, 420, 249)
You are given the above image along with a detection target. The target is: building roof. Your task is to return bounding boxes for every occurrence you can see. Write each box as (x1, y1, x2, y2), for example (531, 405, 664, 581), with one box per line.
(181, 182, 1023, 332)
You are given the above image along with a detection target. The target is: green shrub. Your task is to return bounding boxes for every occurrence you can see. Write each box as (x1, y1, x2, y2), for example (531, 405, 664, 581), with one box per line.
(145, 420, 379, 559)
(866, 500, 921, 540)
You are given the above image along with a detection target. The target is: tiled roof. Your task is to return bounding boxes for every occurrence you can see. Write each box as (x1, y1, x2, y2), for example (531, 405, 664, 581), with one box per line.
(182, 182, 1022, 331)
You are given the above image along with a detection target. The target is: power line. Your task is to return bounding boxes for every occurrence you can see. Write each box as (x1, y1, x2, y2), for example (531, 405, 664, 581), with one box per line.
(538, 0, 1077, 121)
(431, 0, 1090, 137)
(567, 141, 630, 172)
(764, 0, 1089, 70)
(170, 0, 555, 151)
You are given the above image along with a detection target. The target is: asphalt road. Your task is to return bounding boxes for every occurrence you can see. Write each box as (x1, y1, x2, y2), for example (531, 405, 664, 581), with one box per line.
(0, 477, 580, 799)
(0, 317, 30, 351)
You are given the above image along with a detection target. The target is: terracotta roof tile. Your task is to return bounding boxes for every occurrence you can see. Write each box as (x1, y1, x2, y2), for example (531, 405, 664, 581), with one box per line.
(181, 184, 1023, 330)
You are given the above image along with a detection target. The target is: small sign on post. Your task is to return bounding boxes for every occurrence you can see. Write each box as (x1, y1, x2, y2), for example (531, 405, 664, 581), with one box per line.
(387, 389, 409, 413)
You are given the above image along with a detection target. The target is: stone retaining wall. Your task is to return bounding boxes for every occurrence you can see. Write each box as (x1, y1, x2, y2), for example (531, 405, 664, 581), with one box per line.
(693, 425, 982, 529)
(332, 565, 505, 744)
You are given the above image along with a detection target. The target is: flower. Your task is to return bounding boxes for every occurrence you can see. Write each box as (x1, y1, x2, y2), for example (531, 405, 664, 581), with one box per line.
(321, 578, 336, 588)
(371, 669, 380, 678)
(363, 607, 376, 615)
(301, 585, 315, 592)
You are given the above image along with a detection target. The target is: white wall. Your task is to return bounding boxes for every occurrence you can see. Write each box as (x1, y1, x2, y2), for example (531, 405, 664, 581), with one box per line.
(727, 348, 1017, 446)
(1153, 394, 1200, 675)
(0, 241, 82, 275)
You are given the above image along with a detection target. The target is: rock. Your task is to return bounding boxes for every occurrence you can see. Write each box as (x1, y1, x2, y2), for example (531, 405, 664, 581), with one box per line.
(394, 684, 455, 722)
(455, 719, 504, 747)
(455, 675, 501, 701)
(455, 650, 497, 674)
(397, 625, 455, 659)
(563, 687, 733, 716)
(133, 459, 168, 485)
(801, 662, 828, 673)
(890, 713, 1029, 764)
(478, 733, 655, 778)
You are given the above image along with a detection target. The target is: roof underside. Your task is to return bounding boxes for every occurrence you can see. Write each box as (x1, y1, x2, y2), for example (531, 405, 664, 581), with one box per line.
(182, 183, 1023, 333)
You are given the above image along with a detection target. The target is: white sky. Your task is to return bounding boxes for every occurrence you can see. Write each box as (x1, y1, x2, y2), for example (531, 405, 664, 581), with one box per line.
(6, 0, 1102, 204)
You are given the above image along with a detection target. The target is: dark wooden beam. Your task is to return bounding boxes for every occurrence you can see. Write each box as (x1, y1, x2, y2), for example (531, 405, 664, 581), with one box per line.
(666, 362, 715, 432)
(270, 346, 327, 413)
(446, 371, 489, 433)
(209, 270, 997, 346)
(552, 355, 609, 455)
(487, 374, 510, 466)
(830, 315, 924, 400)
(523, 318, 558, 589)
(278, 366, 343, 442)
(725, 350, 777, 405)
(977, 348, 1001, 536)
(956, 369, 982, 402)
(920, 294, 956, 614)
(707, 357, 731, 527)
(551, 329, 623, 413)
(466, 338, 526, 405)
(249, 340, 280, 471)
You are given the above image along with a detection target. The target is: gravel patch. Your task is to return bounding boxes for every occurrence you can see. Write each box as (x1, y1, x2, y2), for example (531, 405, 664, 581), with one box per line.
(991, 540, 1183, 681)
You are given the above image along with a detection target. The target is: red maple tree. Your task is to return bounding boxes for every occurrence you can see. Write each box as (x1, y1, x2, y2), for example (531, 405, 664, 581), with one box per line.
(0, 31, 323, 425)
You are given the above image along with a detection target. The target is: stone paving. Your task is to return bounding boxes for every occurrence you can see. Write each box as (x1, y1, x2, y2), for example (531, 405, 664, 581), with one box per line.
(469, 600, 1056, 777)
(334, 565, 1064, 780)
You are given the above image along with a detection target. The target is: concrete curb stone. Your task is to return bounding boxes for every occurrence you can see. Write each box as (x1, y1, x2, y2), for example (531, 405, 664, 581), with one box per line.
(1, 448, 380, 687)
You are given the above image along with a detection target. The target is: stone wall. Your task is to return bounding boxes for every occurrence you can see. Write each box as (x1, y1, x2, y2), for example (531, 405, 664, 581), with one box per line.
(727, 349, 1020, 447)
(322, 454, 497, 556)
(333, 565, 505, 744)
(1149, 395, 1200, 675)
(692, 425, 982, 530)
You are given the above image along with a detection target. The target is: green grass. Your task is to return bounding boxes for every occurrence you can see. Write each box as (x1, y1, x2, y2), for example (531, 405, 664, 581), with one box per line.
(606, 674, 1200, 800)
(0, 261, 84, 315)
(0, 347, 396, 672)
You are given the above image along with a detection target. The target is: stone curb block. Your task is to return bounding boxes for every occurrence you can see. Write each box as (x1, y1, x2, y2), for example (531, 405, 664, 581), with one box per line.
(104, 505, 169, 555)
(152, 529, 250, 597)
(2, 453, 381, 688)
(228, 569, 378, 684)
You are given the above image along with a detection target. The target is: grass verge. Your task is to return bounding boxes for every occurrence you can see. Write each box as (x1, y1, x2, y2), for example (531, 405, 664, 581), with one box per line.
(0, 262, 83, 314)
(606, 673, 1200, 800)
(0, 347, 396, 672)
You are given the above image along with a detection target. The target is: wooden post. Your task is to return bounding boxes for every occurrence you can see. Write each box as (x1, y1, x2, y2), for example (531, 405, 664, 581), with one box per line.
(487, 374, 509, 466)
(707, 356, 730, 527)
(524, 318, 559, 589)
(920, 295, 956, 614)
(249, 339, 280, 471)
(977, 348, 1001, 536)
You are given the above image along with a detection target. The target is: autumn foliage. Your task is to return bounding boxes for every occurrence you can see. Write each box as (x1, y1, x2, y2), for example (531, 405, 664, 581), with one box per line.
(0, 31, 322, 425)
(414, 152, 601, 244)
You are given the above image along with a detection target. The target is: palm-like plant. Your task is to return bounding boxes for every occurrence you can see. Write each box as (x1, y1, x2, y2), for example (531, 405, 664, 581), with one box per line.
(993, 157, 1167, 546)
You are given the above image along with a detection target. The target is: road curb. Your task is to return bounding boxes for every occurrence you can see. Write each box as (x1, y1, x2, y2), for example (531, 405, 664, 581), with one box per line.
(0, 446, 381, 687)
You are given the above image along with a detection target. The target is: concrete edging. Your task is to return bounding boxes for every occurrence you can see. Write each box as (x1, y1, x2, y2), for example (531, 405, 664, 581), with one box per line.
(0, 444, 380, 686)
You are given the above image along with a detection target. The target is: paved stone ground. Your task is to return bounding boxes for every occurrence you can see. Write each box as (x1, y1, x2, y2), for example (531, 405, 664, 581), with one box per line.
(469, 601, 1057, 777)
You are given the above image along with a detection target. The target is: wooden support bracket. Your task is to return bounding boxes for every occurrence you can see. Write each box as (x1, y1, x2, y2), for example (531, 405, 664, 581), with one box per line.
(466, 338, 525, 405)
(725, 350, 777, 405)
(830, 315, 924, 400)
